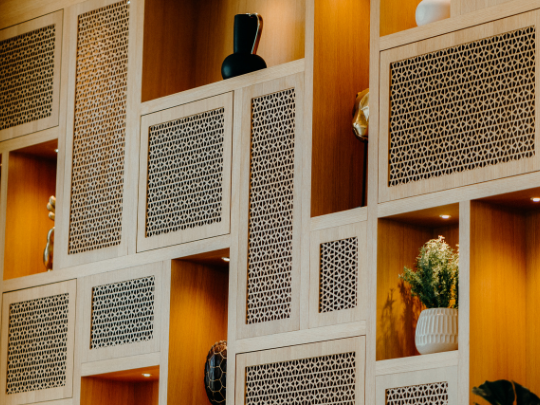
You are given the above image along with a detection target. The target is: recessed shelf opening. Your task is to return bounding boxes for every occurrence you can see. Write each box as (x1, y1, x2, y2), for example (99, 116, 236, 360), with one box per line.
(168, 249, 229, 405)
(81, 366, 160, 405)
(3, 139, 58, 280)
(377, 204, 459, 361)
(470, 189, 540, 397)
(380, 0, 422, 37)
(142, 0, 305, 101)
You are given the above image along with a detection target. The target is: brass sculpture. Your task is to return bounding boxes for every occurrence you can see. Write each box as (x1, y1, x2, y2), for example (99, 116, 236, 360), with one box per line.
(352, 89, 369, 142)
(43, 196, 55, 271)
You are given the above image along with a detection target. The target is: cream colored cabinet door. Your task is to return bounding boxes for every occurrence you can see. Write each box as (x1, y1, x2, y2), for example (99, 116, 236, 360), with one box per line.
(236, 72, 305, 340)
(379, 11, 540, 203)
(1, 280, 77, 405)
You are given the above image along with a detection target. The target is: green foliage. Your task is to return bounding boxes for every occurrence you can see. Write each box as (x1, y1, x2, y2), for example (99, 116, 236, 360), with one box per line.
(473, 380, 540, 405)
(399, 236, 459, 309)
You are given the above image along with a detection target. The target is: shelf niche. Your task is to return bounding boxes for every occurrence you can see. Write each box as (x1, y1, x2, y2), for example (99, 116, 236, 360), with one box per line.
(380, 0, 421, 37)
(168, 250, 229, 405)
(376, 204, 459, 361)
(142, 0, 305, 101)
(3, 139, 57, 280)
(470, 190, 540, 398)
(311, 0, 370, 217)
(81, 366, 160, 405)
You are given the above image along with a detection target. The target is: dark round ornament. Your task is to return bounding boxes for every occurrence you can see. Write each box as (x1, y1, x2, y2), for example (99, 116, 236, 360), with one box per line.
(204, 340, 227, 405)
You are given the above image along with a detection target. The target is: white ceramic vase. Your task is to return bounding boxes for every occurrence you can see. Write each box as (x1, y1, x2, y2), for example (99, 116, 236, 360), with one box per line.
(415, 308, 458, 355)
(415, 0, 451, 26)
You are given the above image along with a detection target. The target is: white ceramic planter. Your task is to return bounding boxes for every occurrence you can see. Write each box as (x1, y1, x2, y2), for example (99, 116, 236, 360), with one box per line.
(415, 0, 451, 26)
(415, 308, 458, 355)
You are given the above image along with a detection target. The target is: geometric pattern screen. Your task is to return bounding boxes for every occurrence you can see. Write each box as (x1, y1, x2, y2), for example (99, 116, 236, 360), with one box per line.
(6, 294, 69, 395)
(319, 237, 358, 313)
(386, 382, 449, 405)
(247, 88, 296, 325)
(0, 25, 56, 131)
(90, 276, 155, 350)
(68, 0, 130, 254)
(145, 108, 225, 238)
(389, 27, 536, 187)
(245, 353, 356, 405)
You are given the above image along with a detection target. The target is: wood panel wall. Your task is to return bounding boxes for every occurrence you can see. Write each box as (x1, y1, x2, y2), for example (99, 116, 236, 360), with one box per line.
(380, 0, 421, 37)
(168, 260, 229, 405)
(81, 378, 159, 405)
(4, 152, 56, 280)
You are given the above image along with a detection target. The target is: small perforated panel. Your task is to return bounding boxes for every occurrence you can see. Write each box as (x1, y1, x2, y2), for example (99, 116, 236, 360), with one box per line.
(146, 108, 225, 237)
(245, 352, 356, 405)
(90, 276, 155, 349)
(68, 0, 130, 255)
(6, 294, 69, 395)
(386, 382, 449, 405)
(319, 237, 358, 313)
(0, 25, 55, 131)
(247, 88, 296, 325)
(389, 27, 536, 187)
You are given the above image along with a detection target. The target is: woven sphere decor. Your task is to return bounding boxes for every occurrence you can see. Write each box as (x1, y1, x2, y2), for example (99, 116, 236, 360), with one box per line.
(204, 340, 227, 405)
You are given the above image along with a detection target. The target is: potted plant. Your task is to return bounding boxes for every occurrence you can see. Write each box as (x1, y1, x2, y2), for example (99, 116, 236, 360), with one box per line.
(473, 380, 540, 405)
(399, 236, 459, 355)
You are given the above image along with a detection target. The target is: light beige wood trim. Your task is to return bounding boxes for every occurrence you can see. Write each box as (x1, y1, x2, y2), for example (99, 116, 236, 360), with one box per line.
(236, 337, 365, 405)
(236, 73, 305, 340)
(376, 351, 459, 376)
(0, 127, 59, 153)
(235, 321, 366, 354)
(137, 93, 233, 252)
(380, 0, 540, 50)
(78, 262, 165, 364)
(458, 201, 470, 405)
(157, 261, 171, 405)
(310, 207, 368, 231)
(378, 171, 540, 218)
(56, 0, 144, 269)
(25, 399, 73, 405)
(461, 0, 514, 14)
(0, 11, 63, 142)
(376, 366, 458, 405)
(451, 0, 462, 16)
(81, 352, 160, 377)
(2, 234, 231, 293)
(379, 11, 540, 204)
(0, 0, 85, 29)
(308, 222, 368, 328)
(140, 59, 306, 116)
(1, 280, 76, 405)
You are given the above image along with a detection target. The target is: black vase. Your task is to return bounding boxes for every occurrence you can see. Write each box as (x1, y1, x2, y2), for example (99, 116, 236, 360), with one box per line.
(221, 14, 267, 80)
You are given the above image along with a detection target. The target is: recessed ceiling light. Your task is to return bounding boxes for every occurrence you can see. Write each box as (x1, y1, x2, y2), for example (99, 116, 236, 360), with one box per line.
(143, 373, 151, 377)
(54, 149, 59, 153)
(222, 257, 230, 263)
(440, 215, 451, 219)
(532, 198, 540, 203)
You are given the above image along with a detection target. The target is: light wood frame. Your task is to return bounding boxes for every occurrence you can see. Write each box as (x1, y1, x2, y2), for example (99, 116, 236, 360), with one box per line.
(378, 10, 540, 203)
(55, 0, 144, 269)
(236, 73, 305, 340)
(0, 10, 63, 142)
(137, 93, 233, 252)
(235, 337, 366, 405)
(460, 0, 514, 14)
(376, 365, 458, 405)
(309, 221, 368, 329)
(0, 280, 77, 405)
(77, 262, 167, 364)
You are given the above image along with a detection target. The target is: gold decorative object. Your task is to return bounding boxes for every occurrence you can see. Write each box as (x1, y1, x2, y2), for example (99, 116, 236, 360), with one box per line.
(352, 89, 369, 142)
(43, 196, 55, 271)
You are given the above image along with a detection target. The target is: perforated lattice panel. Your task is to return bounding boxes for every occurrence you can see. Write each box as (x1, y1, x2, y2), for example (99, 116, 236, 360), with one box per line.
(247, 88, 296, 325)
(386, 382, 449, 405)
(245, 352, 356, 405)
(319, 237, 358, 313)
(6, 294, 69, 395)
(146, 108, 225, 237)
(90, 276, 155, 349)
(389, 27, 536, 187)
(68, 0, 130, 254)
(0, 25, 55, 131)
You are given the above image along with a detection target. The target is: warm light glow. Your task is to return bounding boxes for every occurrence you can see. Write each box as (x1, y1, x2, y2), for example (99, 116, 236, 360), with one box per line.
(222, 257, 230, 263)
(532, 198, 540, 203)
(143, 374, 151, 377)
(440, 215, 451, 219)
(55, 149, 59, 153)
